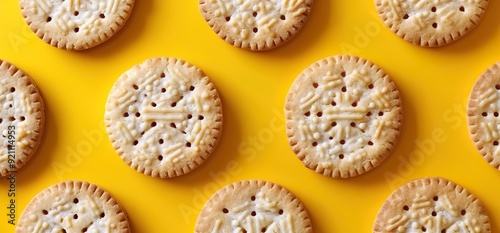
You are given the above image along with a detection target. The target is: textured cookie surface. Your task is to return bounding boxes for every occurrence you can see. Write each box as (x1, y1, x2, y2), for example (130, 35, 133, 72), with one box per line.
(467, 62, 500, 170)
(375, 0, 488, 47)
(16, 180, 130, 233)
(285, 55, 402, 178)
(0, 60, 44, 177)
(373, 177, 490, 233)
(20, 0, 135, 50)
(195, 180, 312, 233)
(199, 0, 313, 51)
(105, 57, 222, 178)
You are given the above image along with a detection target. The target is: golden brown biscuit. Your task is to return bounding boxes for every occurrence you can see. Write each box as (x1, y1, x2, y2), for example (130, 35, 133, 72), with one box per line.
(375, 0, 488, 47)
(467, 62, 500, 169)
(0, 60, 44, 177)
(285, 55, 402, 178)
(195, 180, 313, 233)
(16, 180, 130, 233)
(20, 0, 135, 50)
(105, 57, 223, 178)
(199, 0, 313, 51)
(373, 177, 490, 233)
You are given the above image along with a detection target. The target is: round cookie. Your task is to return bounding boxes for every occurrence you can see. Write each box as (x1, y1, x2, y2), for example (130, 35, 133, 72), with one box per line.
(20, 0, 135, 50)
(195, 180, 312, 233)
(373, 177, 491, 233)
(467, 62, 500, 170)
(0, 60, 44, 177)
(105, 57, 223, 178)
(16, 180, 130, 233)
(199, 0, 313, 51)
(374, 0, 488, 47)
(285, 55, 402, 178)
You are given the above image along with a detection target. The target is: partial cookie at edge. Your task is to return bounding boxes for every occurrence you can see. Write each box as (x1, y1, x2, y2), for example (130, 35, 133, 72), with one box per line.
(373, 177, 491, 233)
(20, 0, 135, 50)
(195, 180, 313, 233)
(16, 180, 130, 233)
(374, 0, 488, 47)
(467, 62, 500, 170)
(199, 0, 313, 51)
(0, 60, 45, 177)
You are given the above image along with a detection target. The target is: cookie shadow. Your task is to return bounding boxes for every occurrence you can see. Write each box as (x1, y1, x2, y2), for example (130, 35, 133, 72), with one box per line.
(428, 0, 500, 54)
(261, 0, 332, 58)
(304, 78, 418, 231)
(78, 0, 153, 57)
(16, 90, 59, 186)
(486, 199, 500, 233)
(168, 86, 242, 188)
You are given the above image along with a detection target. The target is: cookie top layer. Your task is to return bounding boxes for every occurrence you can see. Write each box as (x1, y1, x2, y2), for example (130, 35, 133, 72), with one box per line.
(373, 177, 491, 233)
(105, 57, 223, 178)
(195, 180, 313, 233)
(467, 62, 500, 170)
(375, 0, 488, 47)
(285, 55, 402, 178)
(16, 180, 130, 233)
(0, 60, 44, 177)
(199, 0, 313, 51)
(20, 0, 135, 50)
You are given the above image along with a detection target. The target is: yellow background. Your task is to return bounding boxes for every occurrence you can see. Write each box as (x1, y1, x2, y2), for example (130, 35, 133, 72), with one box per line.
(1, 0, 500, 232)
